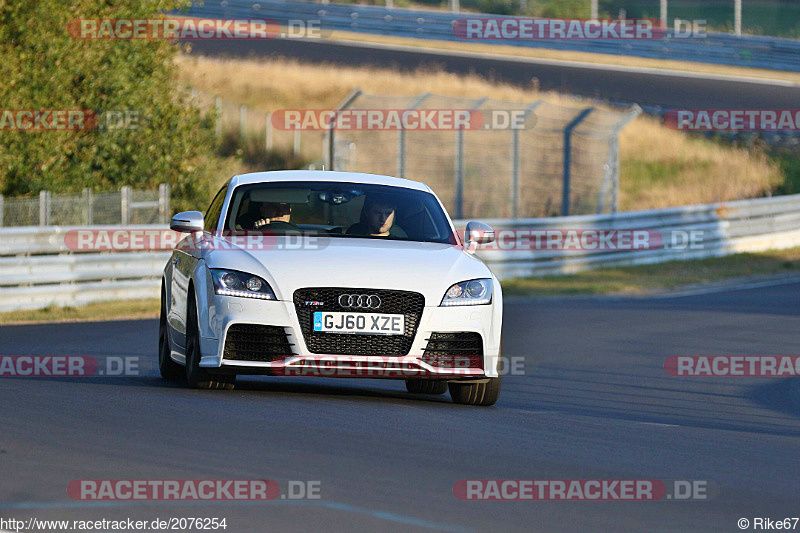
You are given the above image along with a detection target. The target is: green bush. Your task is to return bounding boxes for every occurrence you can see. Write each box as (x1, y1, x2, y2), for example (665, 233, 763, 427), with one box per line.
(0, 0, 217, 208)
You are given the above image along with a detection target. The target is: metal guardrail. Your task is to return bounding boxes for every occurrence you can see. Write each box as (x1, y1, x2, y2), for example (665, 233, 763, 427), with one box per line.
(186, 0, 800, 73)
(2, 194, 800, 311)
(454, 194, 800, 278)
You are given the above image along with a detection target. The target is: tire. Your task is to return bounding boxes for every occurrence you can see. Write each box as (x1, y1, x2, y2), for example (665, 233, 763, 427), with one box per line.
(158, 289, 183, 381)
(405, 379, 448, 395)
(448, 378, 501, 406)
(185, 293, 235, 390)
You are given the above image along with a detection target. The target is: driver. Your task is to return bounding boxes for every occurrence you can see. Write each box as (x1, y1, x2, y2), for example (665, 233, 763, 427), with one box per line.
(252, 202, 299, 232)
(347, 196, 407, 238)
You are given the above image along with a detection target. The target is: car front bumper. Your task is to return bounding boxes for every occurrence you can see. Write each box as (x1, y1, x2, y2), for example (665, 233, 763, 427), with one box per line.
(199, 294, 502, 379)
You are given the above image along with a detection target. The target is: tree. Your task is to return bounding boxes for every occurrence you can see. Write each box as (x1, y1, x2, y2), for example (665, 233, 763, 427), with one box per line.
(0, 0, 217, 207)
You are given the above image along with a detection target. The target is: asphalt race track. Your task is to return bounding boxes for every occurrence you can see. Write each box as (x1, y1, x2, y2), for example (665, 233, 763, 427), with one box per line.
(1, 281, 799, 531)
(188, 37, 800, 109)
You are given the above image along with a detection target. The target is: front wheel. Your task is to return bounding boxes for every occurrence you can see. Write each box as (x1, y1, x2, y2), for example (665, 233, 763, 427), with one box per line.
(448, 378, 501, 406)
(185, 294, 235, 390)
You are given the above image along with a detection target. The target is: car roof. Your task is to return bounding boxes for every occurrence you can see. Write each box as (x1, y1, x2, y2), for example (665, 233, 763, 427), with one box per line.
(230, 170, 431, 192)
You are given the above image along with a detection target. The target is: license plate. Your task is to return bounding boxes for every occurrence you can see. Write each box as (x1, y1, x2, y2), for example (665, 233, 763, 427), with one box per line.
(313, 312, 405, 335)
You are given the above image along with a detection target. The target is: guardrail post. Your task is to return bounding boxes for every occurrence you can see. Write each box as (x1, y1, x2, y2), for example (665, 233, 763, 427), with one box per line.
(158, 183, 170, 224)
(562, 107, 594, 216)
(0, 194, 4, 227)
(121, 186, 132, 225)
(82, 188, 93, 225)
(215, 97, 222, 137)
(39, 190, 51, 226)
(397, 92, 430, 179)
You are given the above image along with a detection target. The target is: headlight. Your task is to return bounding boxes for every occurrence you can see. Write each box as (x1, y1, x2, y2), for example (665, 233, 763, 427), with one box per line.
(440, 278, 493, 306)
(211, 269, 276, 300)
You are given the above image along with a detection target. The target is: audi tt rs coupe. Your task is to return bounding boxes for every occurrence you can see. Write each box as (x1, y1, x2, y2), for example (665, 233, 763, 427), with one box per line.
(159, 171, 503, 405)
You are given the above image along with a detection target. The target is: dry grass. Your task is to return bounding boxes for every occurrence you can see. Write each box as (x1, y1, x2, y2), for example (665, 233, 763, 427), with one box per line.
(619, 115, 782, 210)
(175, 54, 567, 110)
(175, 54, 782, 210)
(0, 299, 160, 325)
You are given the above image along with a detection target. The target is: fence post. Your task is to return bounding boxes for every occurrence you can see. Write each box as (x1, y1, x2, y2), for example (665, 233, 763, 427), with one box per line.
(158, 183, 170, 224)
(266, 113, 273, 151)
(239, 104, 247, 139)
(39, 190, 51, 226)
(397, 92, 431, 179)
(562, 107, 595, 216)
(734, 0, 741, 35)
(602, 104, 641, 214)
(510, 101, 543, 219)
(454, 128, 464, 219)
(454, 97, 488, 220)
(82, 188, 93, 225)
(121, 186, 132, 225)
(660, 0, 667, 27)
(328, 88, 362, 171)
(215, 97, 222, 137)
(0, 194, 4, 227)
(590, 0, 598, 19)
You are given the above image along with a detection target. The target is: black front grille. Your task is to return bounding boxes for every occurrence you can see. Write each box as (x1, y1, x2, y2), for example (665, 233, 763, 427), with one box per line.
(294, 288, 425, 355)
(423, 332, 484, 356)
(223, 324, 295, 362)
(422, 332, 484, 369)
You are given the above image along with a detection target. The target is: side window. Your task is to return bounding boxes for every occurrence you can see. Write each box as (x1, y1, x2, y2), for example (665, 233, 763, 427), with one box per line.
(204, 185, 228, 232)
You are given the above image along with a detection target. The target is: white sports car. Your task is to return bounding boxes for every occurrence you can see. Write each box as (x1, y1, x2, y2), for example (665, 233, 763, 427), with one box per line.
(159, 171, 503, 406)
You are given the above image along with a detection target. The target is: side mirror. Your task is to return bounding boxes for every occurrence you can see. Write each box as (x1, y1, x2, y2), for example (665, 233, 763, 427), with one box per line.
(465, 221, 495, 249)
(170, 211, 204, 233)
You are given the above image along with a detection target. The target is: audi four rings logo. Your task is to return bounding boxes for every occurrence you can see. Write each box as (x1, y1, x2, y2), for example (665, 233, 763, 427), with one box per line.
(338, 294, 381, 309)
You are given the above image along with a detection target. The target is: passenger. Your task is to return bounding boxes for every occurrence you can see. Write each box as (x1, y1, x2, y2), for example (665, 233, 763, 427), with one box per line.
(347, 196, 407, 238)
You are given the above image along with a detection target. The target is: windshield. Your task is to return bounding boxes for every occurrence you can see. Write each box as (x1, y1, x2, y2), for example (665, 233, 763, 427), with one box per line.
(223, 181, 456, 244)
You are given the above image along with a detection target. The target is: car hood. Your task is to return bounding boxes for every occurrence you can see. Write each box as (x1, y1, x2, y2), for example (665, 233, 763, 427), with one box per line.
(204, 235, 492, 303)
